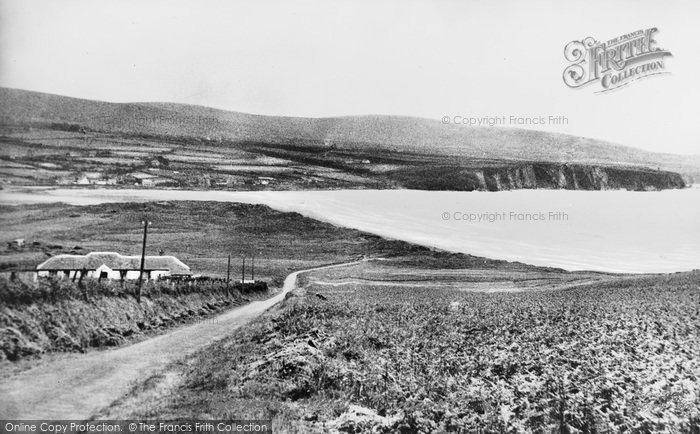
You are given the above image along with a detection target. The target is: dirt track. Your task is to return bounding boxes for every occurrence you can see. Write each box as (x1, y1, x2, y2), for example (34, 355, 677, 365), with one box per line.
(0, 261, 360, 419)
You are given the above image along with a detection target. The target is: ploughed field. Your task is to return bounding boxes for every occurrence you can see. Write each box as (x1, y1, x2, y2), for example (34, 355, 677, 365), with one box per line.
(103, 261, 700, 433)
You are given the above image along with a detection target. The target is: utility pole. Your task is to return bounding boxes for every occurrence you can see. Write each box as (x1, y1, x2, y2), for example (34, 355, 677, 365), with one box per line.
(251, 255, 255, 281)
(226, 254, 231, 290)
(137, 218, 151, 303)
(241, 258, 246, 285)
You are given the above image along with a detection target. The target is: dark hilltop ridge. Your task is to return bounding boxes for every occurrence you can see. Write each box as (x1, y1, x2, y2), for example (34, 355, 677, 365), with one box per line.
(0, 87, 696, 191)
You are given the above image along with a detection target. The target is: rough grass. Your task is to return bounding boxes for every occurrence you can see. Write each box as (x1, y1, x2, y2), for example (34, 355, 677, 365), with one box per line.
(103, 265, 700, 432)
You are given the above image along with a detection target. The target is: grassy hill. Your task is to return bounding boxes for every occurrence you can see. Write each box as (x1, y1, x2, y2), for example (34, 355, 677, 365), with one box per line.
(0, 87, 697, 188)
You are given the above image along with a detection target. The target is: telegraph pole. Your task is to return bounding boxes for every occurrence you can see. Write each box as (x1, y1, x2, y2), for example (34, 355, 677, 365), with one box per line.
(226, 254, 231, 290)
(137, 218, 151, 303)
(241, 258, 246, 285)
(251, 255, 255, 281)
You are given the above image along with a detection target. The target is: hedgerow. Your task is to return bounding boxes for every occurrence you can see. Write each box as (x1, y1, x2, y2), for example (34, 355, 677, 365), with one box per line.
(0, 276, 240, 305)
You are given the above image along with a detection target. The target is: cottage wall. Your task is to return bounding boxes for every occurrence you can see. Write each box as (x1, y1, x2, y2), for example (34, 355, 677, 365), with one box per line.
(125, 270, 141, 280)
(37, 269, 168, 280)
(36, 252, 188, 281)
(151, 270, 168, 279)
(95, 264, 121, 280)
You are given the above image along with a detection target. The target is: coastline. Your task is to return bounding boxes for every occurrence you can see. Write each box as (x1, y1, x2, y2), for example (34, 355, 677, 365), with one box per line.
(1, 186, 698, 273)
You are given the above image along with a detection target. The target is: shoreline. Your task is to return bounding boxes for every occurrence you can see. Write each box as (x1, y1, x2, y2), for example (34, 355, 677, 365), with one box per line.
(1, 187, 697, 274)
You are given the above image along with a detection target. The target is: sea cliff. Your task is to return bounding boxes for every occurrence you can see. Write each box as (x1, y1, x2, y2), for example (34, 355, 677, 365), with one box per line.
(391, 163, 686, 191)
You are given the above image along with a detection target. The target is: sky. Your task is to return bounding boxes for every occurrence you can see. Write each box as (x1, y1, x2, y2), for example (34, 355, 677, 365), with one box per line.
(0, 0, 698, 155)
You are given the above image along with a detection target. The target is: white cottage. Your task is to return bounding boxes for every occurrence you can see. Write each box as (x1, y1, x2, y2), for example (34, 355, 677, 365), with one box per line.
(36, 252, 191, 280)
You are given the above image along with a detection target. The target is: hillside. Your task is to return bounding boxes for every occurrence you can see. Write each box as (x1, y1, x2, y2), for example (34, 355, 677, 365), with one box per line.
(0, 87, 696, 190)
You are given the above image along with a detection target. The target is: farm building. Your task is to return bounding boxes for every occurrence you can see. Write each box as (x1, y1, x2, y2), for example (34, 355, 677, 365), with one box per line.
(36, 252, 191, 280)
(7, 238, 25, 249)
(141, 177, 179, 187)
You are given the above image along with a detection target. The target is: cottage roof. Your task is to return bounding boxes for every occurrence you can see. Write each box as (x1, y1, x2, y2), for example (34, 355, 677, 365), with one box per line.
(36, 252, 191, 275)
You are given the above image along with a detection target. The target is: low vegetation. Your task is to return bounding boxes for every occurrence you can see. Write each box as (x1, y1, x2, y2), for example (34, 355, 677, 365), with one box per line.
(4, 200, 697, 431)
(109, 266, 700, 432)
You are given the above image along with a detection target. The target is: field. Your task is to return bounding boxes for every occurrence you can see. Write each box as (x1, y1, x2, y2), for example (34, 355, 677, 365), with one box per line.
(1, 87, 697, 191)
(99, 261, 700, 432)
(0, 200, 440, 283)
(0, 127, 390, 190)
(0, 124, 688, 192)
(2, 87, 700, 186)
